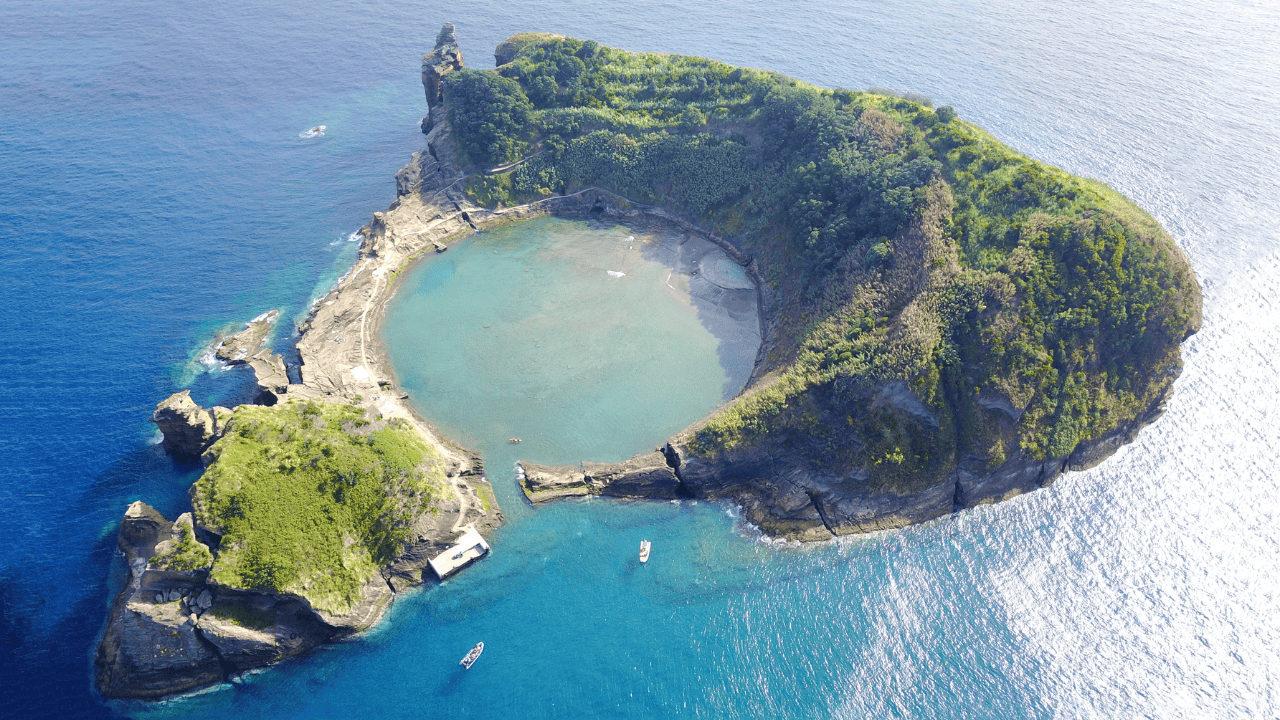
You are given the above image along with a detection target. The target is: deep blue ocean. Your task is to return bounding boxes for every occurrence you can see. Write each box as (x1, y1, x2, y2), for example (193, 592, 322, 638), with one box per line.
(2, 0, 1278, 717)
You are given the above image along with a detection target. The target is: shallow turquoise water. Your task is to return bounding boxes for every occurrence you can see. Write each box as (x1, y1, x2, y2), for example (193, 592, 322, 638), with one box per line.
(382, 216, 749, 471)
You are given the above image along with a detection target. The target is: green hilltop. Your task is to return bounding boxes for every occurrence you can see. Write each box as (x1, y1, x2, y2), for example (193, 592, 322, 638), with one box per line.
(191, 400, 448, 615)
(443, 35, 1200, 494)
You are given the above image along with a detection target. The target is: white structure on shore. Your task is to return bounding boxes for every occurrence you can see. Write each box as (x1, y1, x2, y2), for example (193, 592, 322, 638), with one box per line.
(428, 526, 490, 579)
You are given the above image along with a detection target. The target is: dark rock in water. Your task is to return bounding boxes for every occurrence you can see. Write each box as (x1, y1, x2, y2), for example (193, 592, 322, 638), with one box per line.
(96, 503, 221, 699)
(151, 390, 227, 459)
(214, 310, 279, 365)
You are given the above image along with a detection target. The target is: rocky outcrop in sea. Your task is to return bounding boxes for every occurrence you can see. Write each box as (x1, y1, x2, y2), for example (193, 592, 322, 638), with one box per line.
(420, 22, 463, 133)
(95, 502, 334, 698)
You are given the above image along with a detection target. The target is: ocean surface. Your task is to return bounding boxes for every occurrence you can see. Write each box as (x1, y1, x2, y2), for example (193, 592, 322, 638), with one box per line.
(1, 0, 1277, 717)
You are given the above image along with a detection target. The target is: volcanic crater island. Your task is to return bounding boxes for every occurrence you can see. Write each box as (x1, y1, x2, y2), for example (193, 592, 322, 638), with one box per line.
(96, 25, 1201, 698)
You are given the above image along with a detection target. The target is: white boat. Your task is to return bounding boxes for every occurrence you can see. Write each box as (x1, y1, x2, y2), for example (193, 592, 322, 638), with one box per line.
(460, 642, 483, 669)
(639, 540, 651, 564)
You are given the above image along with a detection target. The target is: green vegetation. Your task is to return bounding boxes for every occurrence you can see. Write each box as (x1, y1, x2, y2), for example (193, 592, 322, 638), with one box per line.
(192, 400, 447, 615)
(447, 35, 1200, 488)
(208, 602, 275, 631)
(445, 69, 533, 167)
(150, 521, 213, 572)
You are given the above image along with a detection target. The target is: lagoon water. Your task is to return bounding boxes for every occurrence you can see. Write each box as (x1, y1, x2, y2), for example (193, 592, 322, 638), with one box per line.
(2, 0, 1278, 717)
(383, 216, 761, 463)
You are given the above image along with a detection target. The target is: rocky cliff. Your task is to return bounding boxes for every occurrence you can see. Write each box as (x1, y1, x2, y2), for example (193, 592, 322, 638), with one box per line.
(95, 503, 335, 698)
(420, 22, 463, 133)
(151, 390, 228, 459)
(102, 396, 503, 698)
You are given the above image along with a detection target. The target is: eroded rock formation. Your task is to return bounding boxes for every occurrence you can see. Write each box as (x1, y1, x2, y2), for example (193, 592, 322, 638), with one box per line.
(533, 381, 1179, 542)
(421, 22, 463, 132)
(95, 503, 221, 699)
(247, 348, 288, 405)
(214, 310, 279, 364)
(94, 501, 396, 698)
(151, 390, 228, 459)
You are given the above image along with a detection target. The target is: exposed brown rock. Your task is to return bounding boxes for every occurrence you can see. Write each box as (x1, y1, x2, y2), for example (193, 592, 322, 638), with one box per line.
(95, 504, 220, 699)
(519, 461, 592, 502)
(95, 597, 223, 699)
(421, 22, 463, 132)
(247, 349, 289, 405)
(151, 390, 222, 458)
(196, 590, 333, 671)
(214, 310, 279, 364)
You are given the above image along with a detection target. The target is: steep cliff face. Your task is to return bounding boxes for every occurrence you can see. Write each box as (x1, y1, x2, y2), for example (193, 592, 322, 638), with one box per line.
(420, 22, 463, 132)
(151, 390, 228, 459)
(95, 503, 339, 698)
(95, 503, 222, 699)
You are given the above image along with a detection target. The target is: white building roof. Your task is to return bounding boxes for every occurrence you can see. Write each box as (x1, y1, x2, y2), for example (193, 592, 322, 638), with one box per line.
(428, 527, 490, 579)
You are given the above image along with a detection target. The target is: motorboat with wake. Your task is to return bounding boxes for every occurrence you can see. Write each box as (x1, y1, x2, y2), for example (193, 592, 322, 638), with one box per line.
(460, 642, 483, 669)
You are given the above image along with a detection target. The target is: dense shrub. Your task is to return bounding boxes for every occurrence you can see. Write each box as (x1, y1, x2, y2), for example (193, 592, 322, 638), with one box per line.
(444, 69, 533, 167)
(192, 400, 447, 614)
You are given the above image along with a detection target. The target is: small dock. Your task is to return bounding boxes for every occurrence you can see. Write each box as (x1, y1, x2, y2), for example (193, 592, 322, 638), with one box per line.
(428, 527, 490, 579)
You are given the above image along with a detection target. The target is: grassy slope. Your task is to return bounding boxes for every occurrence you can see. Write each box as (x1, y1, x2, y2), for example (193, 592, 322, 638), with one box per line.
(446, 35, 1200, 493)
(191, 400, 447, 615)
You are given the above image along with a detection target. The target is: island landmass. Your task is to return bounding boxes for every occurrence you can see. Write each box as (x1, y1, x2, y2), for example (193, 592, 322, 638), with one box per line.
(95, 24, 1201, 698)
(448, 29, 1200, 539)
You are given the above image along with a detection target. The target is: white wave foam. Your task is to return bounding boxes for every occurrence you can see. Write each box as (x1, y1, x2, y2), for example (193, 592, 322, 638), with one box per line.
(329, 230, 364, 247)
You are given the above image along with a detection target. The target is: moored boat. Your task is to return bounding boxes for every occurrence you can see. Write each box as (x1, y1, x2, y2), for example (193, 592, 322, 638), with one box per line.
(639, 540, 651, 564)
(460, 642, 483, 669)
